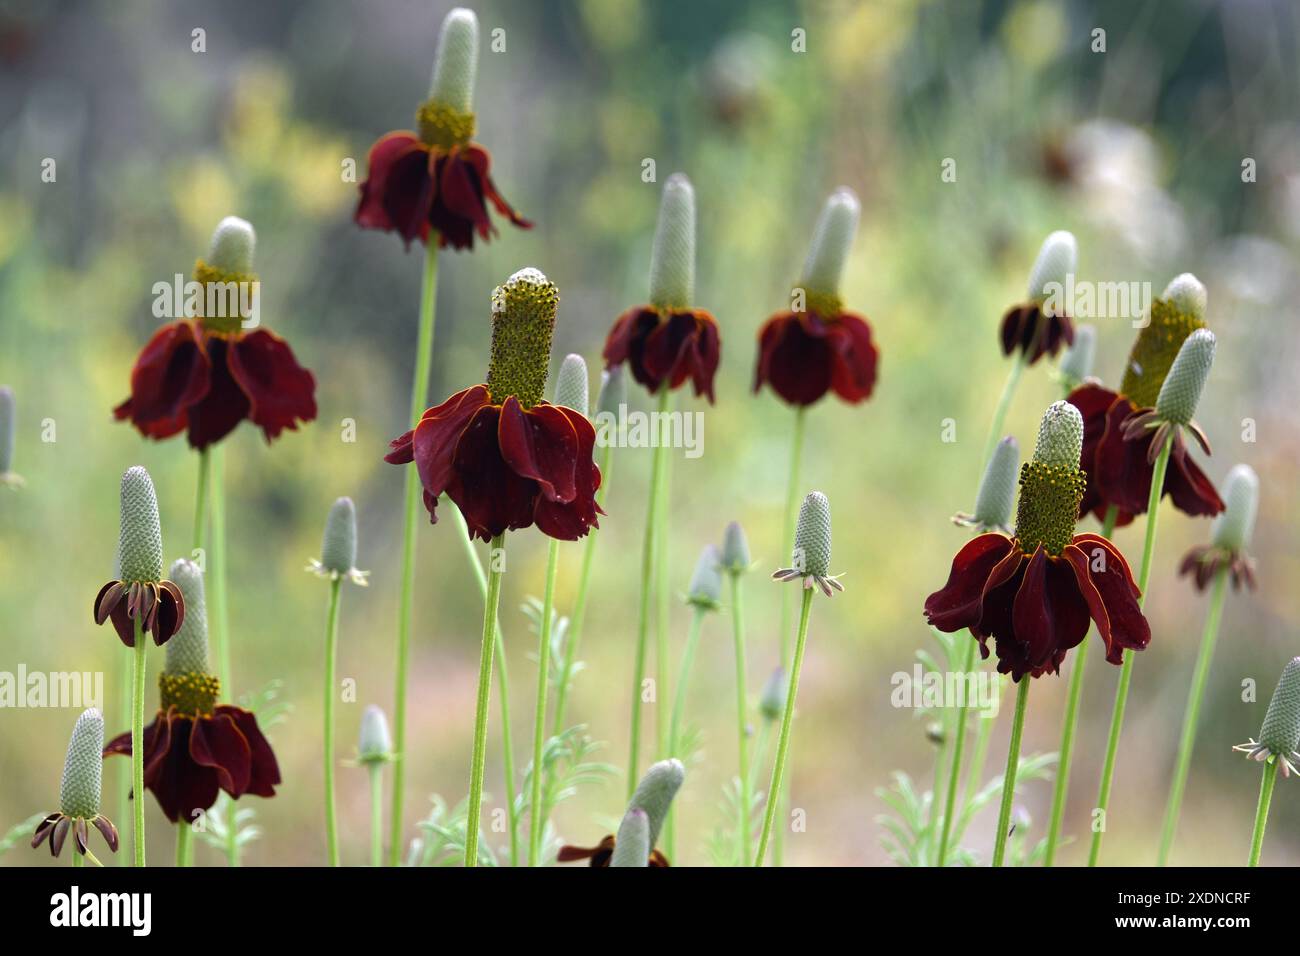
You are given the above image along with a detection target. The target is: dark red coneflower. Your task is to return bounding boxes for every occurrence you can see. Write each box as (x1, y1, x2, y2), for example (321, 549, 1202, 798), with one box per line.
(925, 402, 1151, 681)
(386, 268, 601, 542)
(998, 230, 1076, 365)
(753, 187, 878, 407)
(113, 217, 317, 451)
(355, 8, 530, 250)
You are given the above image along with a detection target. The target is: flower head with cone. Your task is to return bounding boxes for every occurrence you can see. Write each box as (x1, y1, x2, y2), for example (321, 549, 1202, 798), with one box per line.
(998, 230, 1077, 365)
(32, 710, 119, 860)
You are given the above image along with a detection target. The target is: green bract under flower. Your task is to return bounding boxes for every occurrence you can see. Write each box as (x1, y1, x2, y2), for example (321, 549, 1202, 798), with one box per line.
(487, 267, 559, 408)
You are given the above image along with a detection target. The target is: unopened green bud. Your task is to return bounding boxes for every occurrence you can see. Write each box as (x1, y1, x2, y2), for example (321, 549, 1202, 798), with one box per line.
(1211, 464, 1259, 553)
(59, 709, 104, 819)
(596, 365, 626, 418)
(1032, 400, 1083, 469)
(1259, 658, 1300, 758)
(358, 705, 393, 764)
(973, 437, 1019, 530)
(208, 216, 256, 274)
(1059, 324, 1096, 385)
(721, 521, 751, 574)
(487, 267, 559, 409)
(1156, 328, 1215, 425)
(626, 758, 685, 851)
(649, 174, 696, 310)
(686, 544, 723, 610)
(320, 497, 359, 575)
(117, 466, 163, 584)
(553, 354, 589, 416)
(759, 667, 786, 721)
(164, 559, 209, 676)
(1026, 230, 1077, 302)
(428, 7, 478, 115)
(793, 492, 832, 576)
(609, 808, 651, 867)
(800, 187, 860, 304)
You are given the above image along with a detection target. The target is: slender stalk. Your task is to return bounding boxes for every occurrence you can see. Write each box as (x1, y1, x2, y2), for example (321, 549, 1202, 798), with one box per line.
(175, 824, 191, 868)
(368, 764, 384, 868)
(628, 388, 670, 797)
(664, 606, 707, 861)
(982, 355, 1027, 470)
(936, 637, 976, 867)
(72, 851, 83, 868)
(323, 576, 342, 866)
(1157, 566, 1230, 865)
(527, 539, 561, 866)
(1088, 434, 1173, 866)
(756, 588, 814, 867)
(131, 619, 147, 867)
(465, 533, 506, 867)
(991, 677, 1030, 867)
(654, 397, 674, 760)
(117, 649, 131, 866)
(388, 240, 439, 866)
(210, 447, 230, 694)
(553, 440, 613, 736)
(773, 404, 806, 867)
(193, 448, 210, 553)
(963, 674, 998, 810)
(1247, 758, 1278, 867)
(728, 573, 752, 866)
(1044, 504, 1119, 865)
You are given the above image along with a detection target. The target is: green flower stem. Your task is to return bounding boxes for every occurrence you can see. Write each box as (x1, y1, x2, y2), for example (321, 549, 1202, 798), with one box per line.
(389, 240, 439, 867)
(117, 650, 131, 866)
(527, 538, 561, 867)
(72, 850, 83, 868)
(323, 576, 342, 866)
(756, 588, 814, 867)
(1247, 758, 1278, 867)
(1044, 504, 1119, 865)
(131, 617, 147, 867)
(628, 388, 671, 797)
(1088, 433, 1173, 866)
(368, 763, 383, 868)
(193, 448, 210, 553)
(210, 447, 231, 695)
(664, 605, 707, 862)
(654, 397, 674, 761)
(465, 533, 506, 868)
(1157, 565, 1230, 865)
(175, 824, 191, 868)
(449, 505, 519, 866)
(936, 637, 977, 867)
(983, 354, 1027, 471)
(728, 572, 752, 866)
(991, 676, 1031, 867)
(552, 440, 613, 736)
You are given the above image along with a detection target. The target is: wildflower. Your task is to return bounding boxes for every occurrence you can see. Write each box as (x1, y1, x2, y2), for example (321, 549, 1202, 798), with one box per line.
(772, 491, 843, 596)
(355, 8, 530, 249)
(952, 436, 1019, 534)
(93, 467, 184, 647)
(307, 496, 370, 586)
(113, 217, 317, 450)
(105, 559, 280, 822)
(998, 230, 1076, 364)
(924, 402, 1151, 681)
(558, 758, 684, 867)
(32, 709, 118, 860)
(753, 187, 878, 406)
(603, 174, 720, 401)
(385, 267, 601, 541)
(1180, 463, 1258, 592)
(1235, 658, 1300, 778)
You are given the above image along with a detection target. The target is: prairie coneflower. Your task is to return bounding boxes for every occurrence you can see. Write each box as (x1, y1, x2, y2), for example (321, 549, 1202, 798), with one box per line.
(33, 709, 118, 865)
(355, 8, 530, 250)
(0, 386, 23, 487)
(1236, 658, 1300, 865)
(558, 758, 684, 867)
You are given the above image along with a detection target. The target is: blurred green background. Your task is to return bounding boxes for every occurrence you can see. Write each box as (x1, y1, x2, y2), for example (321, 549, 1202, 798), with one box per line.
(2, 0, 1298, 866)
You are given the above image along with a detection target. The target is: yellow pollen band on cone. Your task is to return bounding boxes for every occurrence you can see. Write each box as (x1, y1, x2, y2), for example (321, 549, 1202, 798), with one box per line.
(416, 99, 476, 149)
(159, 670, 221, 716)
(192, 259, 259, 335)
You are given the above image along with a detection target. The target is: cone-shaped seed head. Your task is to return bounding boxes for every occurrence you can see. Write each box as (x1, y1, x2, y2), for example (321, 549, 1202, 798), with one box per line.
(487, 267, 559, 408)
(320, 496, 358, 575)
(1120, 278, 1207, 409)
(117, 466, 163, 583)
(974, 436, 1019, 530)
(553, 354, 589, 416)
(0, 385, 14, 474)
(596, 365, 626, 418)
(759, 667, 786, 721)
(1017, 404, 1086, 555)
(1026, 230, 1077, 302)
(793, 491, 832, 576)
(1156, 328, 1215, 425)
(1162, 272, 1207, 323)
(428, 7, 478, 114)
(164, 559, 209, 676)
(1211, 464, 1259, 553)
(721, 521, 751, 574)
(59, 709, 104, 819)
(207, 216, 256, 274)
(800, 187, 860, 301)
(609, 808, 651, 867)
(1059, 324, 1096, 384)
(1259, 657, 1300, 758)
(648, 173, 696, 310)
(626, 758, 685, 851)
(1032, 401, 1083, 469)
(358, 704, 393, 762)
(687, 544, 723, 608)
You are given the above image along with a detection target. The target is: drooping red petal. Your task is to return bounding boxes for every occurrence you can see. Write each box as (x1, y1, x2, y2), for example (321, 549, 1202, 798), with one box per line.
(445, 404, 537, 541)
(388, 385, 493, 506)
(226, 329, 317, 444)
(1070, 535, 1150, 661)
(603, 307, 661, 391)
(114, 321, 212, 441)
(640, 310, 719, 402)
(827, 311, 879, 404)
(189, 711, 253, 796)
(497, 397, 578, 503)
(355, 131, 435, 246)
(184, 337, 252, 449)
(754, 312, 834, 406)
(1093, 396, 1155, 517)
(1164, 441, 1225, 517)
(924, 534, 1017, 632)
(461, 144, 533, 230)
(152, 581, 184, 646)
(218, 706, 281, 797)
(533, 405, 603, 540)
(1067, 384, 1134, 525)
(436, 147, 493, 243)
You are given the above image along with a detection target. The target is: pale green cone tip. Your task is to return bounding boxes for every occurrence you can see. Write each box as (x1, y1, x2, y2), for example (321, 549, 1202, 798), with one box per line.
(687, 544, 723, 609)
(358, 704, 393, 763)
(321, 497, 359, 575)
(1059, 324, 1096, 384)
(627, 758, 685, 851)
(596, 365, 626, 418)
(793, 491, 832, 576)
(721, 520, 751, 574)
(59, 709, 104, 819)
(1032, 401, 1084, 469)
(609, 808, 651, 867)
(800, 186, 860, 300)
(1156, 328, 1215, 425)
(0, 385, 14, 475)
(429, 7, 478, 114)
(1259, 657, 1300, 757)
(1026, 230, 1077, 302)
(974, 436, 1019, 530)
(117, 466, 163, 584)
(1162, 272, 1208, 323)
(759, 667, 786, 721)
(1211, 464, 1259, 553)
(165, 558, 209, 676)
(649, 173, 696, 310)
(554, 354, 589, 417)
(208, 216, 256, 274)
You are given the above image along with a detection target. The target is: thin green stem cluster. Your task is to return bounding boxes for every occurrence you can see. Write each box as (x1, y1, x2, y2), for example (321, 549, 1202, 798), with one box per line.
(527, 539, 560, 866)
(130, 619, 147, 868)
(323, 577, 342, 866)
(465, 533, 506, 867)
(991, 677, 1030, 867)
(728, 573, 752, 865)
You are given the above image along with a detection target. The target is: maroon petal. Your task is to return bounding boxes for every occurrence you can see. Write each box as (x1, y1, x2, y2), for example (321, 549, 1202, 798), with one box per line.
(391, 385, 493, 502)
(94, 581, 125, 627)
(1165, 442, 1225, 517)
(31, 813, 60, 849)
(498, 397, 578, 503)
(436, 148, 493, 242)
(924, 534, 1017, 631)
(185, 337, 252, 450)
(827, 311, 879, 404)
(355, 131, 434, 245)
(1069, 535, 1150, 662)
(50, 817, 70, 857)
(190, 711, 253, 796)
(1011, 546, 1057, 667)
(113, 321, 212, 441)
(754, 312, 834, 406)
(1094, 397, 1155, 518)
(226, 329, 318, 444)
(446, 404, 538, 541)
(533, 406, 602, 540)
(92, 816, 119, 852)
(218, 706, 282, 797)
